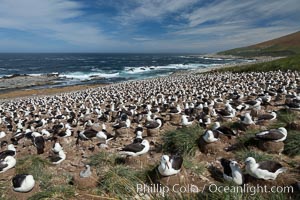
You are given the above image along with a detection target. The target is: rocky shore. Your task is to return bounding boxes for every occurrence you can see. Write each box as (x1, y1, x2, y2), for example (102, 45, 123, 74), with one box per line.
(0, 73, 61, 91)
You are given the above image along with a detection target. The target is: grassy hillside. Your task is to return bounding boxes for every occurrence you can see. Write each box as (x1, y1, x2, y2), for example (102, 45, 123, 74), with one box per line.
(218, 54, 300, 73)
(219, 31, 300, 57)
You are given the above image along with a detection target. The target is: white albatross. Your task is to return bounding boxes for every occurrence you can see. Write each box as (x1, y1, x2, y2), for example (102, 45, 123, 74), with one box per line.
(245, 157, 286, 180)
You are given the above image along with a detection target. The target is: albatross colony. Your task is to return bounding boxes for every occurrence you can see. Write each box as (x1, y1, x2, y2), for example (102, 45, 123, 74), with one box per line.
(0, 70, 299, 197)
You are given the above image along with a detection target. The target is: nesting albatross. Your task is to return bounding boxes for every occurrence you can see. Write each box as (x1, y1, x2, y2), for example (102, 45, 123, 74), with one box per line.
(12, 174, 35, 192)
(158, 154, 183, 176)
(245, 157, 286, 180)
(0, 156, 16, 173)
(220, 158, 243, 185)
(255, 127, 287, 142)
(119, 139, 150, 157)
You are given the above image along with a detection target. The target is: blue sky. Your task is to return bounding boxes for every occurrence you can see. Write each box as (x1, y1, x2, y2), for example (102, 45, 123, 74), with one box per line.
(0, 0, 299, 53)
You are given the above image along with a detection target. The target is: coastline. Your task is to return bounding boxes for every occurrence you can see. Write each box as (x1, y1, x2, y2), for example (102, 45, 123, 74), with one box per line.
(0, 83, 106, 100)
(0, 56, 282, 100)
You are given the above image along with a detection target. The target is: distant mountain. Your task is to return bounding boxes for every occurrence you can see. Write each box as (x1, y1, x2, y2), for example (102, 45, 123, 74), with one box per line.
(218, 31, 300, 57)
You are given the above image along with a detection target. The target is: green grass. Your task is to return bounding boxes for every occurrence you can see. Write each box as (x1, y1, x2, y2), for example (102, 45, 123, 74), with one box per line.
(283, 130, 300, 156)
(96, 165, 145, 199)
(218, 31, 300, 57)
(183, 157, 206, 176)
(219, 47, 300, 57)
(217, 54, 300, 73)
(155, 193, 199, 200)
(0, 179, 10, 200)
(89, 151, 152, 198)
(235, 149, 274, 163)
(230, 127, 261, 151)
(88, 151, 116, 167)
(162, 125, 203, 156)
(15, 155, 52, 189)
(28, 185, 75, 200)
(88, 151, 118, 176)
(277, 109, 298, 125)
(15, 155, 76, 199)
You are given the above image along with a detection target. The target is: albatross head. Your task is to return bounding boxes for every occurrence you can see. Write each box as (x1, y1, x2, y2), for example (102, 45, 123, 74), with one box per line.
(141, 139, 149, 147)
(230, 160, 240, 169)
(278, 127, 287, 135)
(245, 157, 256, 167)
(161, 155, 171, 170)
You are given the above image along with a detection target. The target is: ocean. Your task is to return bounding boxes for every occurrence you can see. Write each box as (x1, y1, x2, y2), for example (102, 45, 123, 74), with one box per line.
(0, 53, 252, 87)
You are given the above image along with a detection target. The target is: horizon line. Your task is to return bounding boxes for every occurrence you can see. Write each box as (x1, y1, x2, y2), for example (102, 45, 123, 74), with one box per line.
(0, 52, 210, 55)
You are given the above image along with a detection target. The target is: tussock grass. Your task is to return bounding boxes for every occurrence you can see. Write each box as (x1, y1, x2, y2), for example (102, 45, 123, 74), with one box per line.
(15, 155, 52, 189)
(88, 151, 118, 175)
(96, 165, 145, 199)
(0, 179, 10, 200)
(155, 193, 198, 200)
(277, 109, 298, 125)
(283, 130, 300, 156)
(28, 185, 75, 200)
(89, 151, 116, 167)
(230, 128, 260, 151)
(89, 151, 152, 198)
(16, 155, 76, 199)
(183, 157, 206, 176)
(162, 126, 203, 156)
(235, 150, 274, 163)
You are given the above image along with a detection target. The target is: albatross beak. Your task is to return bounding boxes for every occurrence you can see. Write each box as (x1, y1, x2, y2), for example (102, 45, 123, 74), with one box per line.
(166, 161, 171, 169)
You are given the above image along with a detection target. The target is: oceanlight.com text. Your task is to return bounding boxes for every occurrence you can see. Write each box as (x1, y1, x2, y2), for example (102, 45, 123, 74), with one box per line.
(208, 184, 294, 196)
(136, 183, 294, 196)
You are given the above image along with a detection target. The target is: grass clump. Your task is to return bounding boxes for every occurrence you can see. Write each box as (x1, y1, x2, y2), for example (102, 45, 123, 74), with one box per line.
(276, 109, 298, 125)
(283, 130, 300, 156)
(28, 185, 75, 200)
(235, 149, 273, 163)
(88, 151, 119, 175)
(183, 157, 205, 176)
(89, 152, 151, 198)
(96, 165, 144, 199)
(15, 155, 52, 189)
(89, 151, 116, 167)
(0, 179, 10, 200)
(163, 126, 203, 156)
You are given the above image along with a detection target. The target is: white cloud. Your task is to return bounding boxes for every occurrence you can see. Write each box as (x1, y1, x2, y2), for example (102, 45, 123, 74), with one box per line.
(166, 0, 300, 52)
(0, 0, 298, 52)
(183, 0, 300, 28)
(115, 0, 198, 25)
(0, 0, 110, 48)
